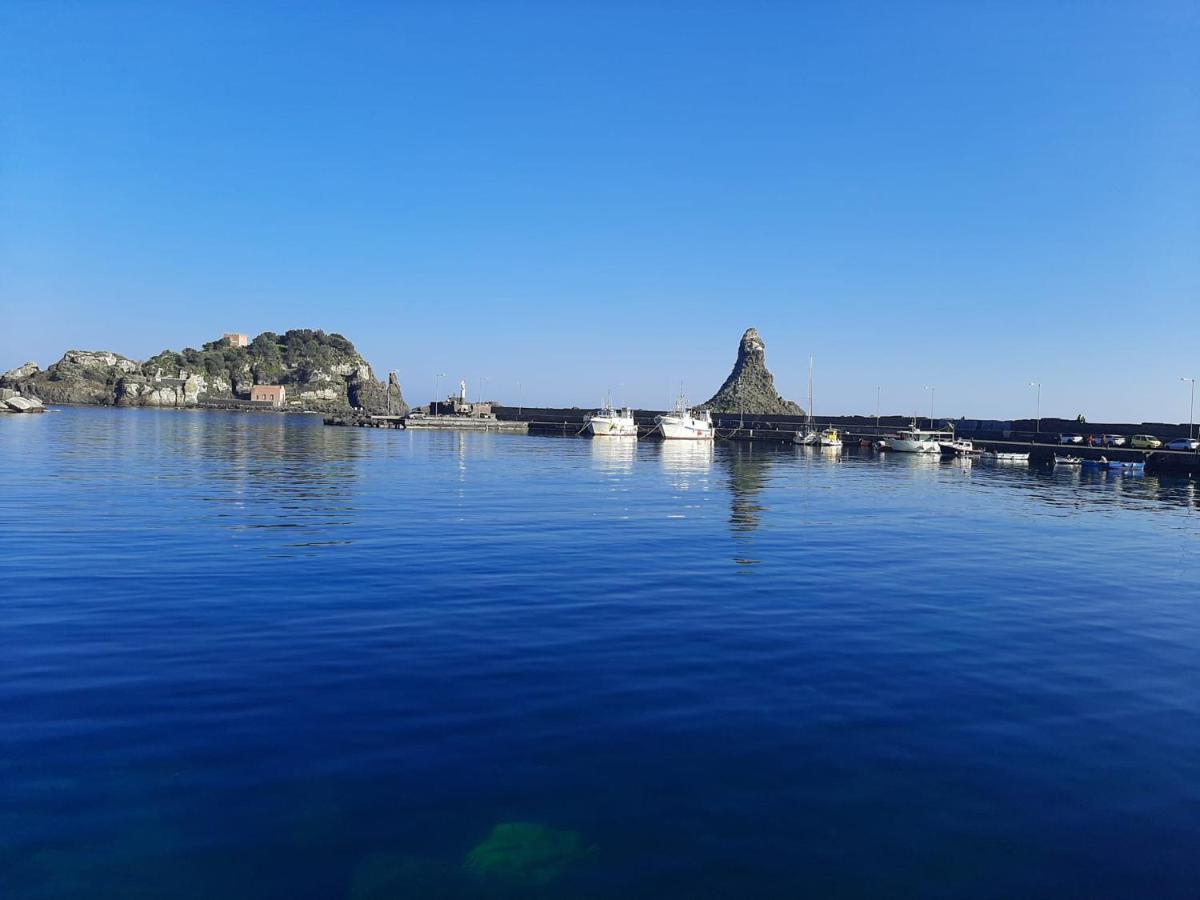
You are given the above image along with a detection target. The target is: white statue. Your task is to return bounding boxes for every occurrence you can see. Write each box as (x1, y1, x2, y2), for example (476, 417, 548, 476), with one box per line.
(459, 379, 467, 402)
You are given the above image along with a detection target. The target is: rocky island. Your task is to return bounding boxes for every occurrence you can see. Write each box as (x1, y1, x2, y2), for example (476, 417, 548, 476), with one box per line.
(1, 329, 404, 415)
(701, 327, 803, 415)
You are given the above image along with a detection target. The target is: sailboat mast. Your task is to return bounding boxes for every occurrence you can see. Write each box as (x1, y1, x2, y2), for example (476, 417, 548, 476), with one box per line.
(808, 356, 814, 424)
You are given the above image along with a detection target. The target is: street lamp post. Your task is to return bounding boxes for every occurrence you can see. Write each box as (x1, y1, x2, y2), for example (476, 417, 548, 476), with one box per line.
(924, 385, 935, 428)
(434, 372, 446, 416)
(517, 380, 522, 416)
(1182, 377, 1196, 441)
(1028, 381, 1041, 436)
(875, 386, 881, 429)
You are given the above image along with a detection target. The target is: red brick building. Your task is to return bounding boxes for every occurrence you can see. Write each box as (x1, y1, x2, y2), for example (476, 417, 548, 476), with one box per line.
(250, 385, 285, 407)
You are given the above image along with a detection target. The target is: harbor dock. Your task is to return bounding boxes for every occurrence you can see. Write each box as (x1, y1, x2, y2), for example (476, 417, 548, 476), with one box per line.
(323, 403, 1200, 477)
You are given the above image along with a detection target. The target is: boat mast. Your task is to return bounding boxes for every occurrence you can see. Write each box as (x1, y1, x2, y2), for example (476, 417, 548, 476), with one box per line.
(808, 356, 814, 426)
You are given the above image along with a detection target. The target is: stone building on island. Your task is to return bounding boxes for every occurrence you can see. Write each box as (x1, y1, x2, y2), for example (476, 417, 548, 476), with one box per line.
(250, 385, 286, 407)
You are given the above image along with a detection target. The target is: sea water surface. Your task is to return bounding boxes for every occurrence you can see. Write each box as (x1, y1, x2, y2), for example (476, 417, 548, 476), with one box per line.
(1, 408, 1198, 898)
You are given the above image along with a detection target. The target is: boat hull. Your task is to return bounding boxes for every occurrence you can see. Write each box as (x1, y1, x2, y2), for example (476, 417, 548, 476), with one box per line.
(657, 415, 713, 440)
(588, 416, 637, 437)
(888, 438, 941, 454)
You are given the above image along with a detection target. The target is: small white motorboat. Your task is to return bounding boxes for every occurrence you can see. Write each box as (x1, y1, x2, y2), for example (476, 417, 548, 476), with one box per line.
(940, 439, 981, 457)
(981, 450, 1030, 463)
(1053, 455, 1083, 466)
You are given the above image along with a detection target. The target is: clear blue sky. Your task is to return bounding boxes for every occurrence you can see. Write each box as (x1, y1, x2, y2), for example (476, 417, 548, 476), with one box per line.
(2, 1, 1197, 422)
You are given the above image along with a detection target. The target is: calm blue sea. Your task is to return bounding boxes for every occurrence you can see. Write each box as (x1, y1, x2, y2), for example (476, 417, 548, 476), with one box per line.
(1, 408, 1198, 898)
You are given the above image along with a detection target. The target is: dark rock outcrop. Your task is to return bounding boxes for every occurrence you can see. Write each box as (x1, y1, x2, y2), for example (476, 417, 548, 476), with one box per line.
(1, 330, 392, 413)
(701, 328, 803, 415)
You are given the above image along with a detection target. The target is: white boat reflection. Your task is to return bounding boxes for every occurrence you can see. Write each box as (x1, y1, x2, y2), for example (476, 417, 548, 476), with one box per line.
(590, 434, 637, 473)
(660, 439, 714, 477)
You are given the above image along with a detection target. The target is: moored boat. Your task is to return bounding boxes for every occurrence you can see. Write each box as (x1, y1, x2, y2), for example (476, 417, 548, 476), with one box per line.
(940, 439, 981, 457)
(1107, 460, 1145, 473)
(818, 427, 843, 448)
(587, 400, 637, 437)
(886, 420, 953, 454)
(656, 393, 714, 440)
(793, 356, 820, 446)
(981, 450, 1030, 463)
(1053, 455, 1083, 466)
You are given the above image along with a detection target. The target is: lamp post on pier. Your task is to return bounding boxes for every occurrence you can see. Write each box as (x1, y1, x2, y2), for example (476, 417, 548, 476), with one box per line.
(434, 373, 446, 416)
(1027, 381, 1041, 436)
(875, 386, 881, 429)
(1182, 377, 1196, 441)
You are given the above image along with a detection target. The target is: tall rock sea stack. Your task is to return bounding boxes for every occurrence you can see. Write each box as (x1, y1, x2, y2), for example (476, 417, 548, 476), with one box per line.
(702, 328, 803, 415)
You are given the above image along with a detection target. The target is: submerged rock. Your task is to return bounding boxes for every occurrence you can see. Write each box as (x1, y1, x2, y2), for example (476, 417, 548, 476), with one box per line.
(350, 852, 463, 900)
(701, 327, 803, 415)
(464, 822, 595, 888)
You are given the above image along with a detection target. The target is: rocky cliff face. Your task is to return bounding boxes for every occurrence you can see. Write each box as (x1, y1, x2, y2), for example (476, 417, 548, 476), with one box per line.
(1, 330, 402, 414)
(701, 328, 803, 415)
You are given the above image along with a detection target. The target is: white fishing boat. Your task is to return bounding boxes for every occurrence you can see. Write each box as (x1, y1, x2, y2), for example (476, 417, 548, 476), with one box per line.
(656, 392, 714, 441)
(586, 398, 637, 437)
(793, 356, 820, 445)
(1053, 455, 1083, 466)
(886, 421, 954, 454)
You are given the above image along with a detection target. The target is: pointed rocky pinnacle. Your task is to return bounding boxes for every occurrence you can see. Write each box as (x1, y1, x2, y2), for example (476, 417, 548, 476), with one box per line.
(701, 327, 803, 415)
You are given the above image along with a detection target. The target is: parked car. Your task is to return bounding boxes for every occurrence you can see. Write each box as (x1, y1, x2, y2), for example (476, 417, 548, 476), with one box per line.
(1130, 434, 1162, 449)
(1101, 434, 1126, 447)
(1164, 438, 1200, 451)
(1058, 434, 1083, 444)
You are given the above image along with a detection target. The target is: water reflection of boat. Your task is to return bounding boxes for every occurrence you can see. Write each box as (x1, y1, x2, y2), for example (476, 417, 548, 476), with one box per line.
(590, 434, 637, 471)
(660, 438, 714, 474)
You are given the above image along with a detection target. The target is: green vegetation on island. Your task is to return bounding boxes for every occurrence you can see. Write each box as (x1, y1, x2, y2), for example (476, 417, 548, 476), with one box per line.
(1, 329, 404, 414)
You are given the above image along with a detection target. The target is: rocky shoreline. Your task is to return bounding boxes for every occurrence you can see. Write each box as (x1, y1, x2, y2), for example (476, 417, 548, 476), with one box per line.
(0, 386, 45, 414)
(1, 329, 405, 416)
(3, 325, 799, 421)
